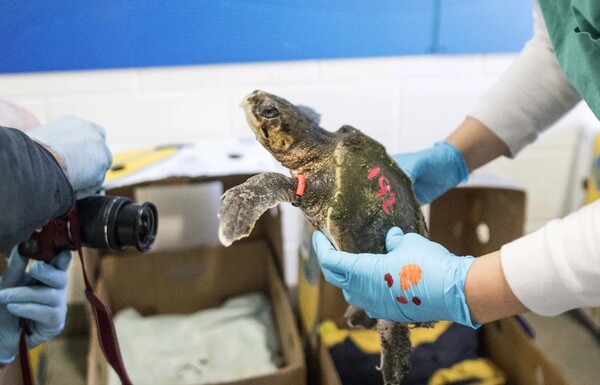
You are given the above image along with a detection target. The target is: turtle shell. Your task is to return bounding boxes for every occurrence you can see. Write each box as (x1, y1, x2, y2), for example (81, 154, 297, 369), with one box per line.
(325, 126, 427, 254)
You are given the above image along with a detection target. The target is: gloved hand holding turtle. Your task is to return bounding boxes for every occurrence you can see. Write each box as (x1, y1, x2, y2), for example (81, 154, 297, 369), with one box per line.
(392, 141, 469, 204)
(313, 226, 480, 328)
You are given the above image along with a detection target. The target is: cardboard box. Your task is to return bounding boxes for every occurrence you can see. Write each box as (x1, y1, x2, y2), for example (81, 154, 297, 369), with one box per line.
(86, 174, 305, 385)
(308, 281, 571, 385)
(298, 186, 571, 385)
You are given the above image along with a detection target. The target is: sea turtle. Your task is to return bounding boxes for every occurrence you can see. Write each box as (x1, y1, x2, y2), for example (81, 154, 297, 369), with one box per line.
(218, 90, 432, 385)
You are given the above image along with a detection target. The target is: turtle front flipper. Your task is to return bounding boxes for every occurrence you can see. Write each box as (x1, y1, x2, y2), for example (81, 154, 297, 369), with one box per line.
(218, 172, 296, 246)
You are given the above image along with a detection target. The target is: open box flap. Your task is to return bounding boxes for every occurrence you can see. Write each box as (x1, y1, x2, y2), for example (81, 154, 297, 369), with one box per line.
(104, 139, 281, 191)
(97, 140, 286, 277)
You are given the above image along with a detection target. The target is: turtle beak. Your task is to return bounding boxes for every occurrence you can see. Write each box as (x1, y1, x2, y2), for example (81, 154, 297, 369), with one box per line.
(240, 91, 254, 108)
(241, 94, 263, 139)
(241, 90, 266, 107)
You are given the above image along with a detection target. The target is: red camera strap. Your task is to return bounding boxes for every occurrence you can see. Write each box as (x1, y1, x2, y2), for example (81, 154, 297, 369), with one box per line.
(18, 322, 33, 385)
(19, 207, 134, 385)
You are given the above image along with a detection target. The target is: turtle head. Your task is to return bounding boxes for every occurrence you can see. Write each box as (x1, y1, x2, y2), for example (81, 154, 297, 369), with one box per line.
(241, 90, 317, 156)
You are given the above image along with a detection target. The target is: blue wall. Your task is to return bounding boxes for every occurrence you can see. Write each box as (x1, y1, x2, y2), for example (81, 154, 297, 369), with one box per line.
(0, 1, 533, 74)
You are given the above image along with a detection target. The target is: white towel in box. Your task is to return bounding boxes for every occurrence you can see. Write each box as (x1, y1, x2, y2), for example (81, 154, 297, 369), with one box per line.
(108, 292, 282, 385)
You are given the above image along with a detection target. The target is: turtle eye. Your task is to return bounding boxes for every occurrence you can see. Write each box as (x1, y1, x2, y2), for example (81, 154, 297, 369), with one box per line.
(261, 106, 280, 119)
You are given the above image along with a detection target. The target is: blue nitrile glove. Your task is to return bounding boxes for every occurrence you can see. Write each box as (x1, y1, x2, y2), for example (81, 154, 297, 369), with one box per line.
(392, 141, 469, 204)
(0, 249, 72, 363)
(28, 115, 112, 199)
(313, 227, 479, 328)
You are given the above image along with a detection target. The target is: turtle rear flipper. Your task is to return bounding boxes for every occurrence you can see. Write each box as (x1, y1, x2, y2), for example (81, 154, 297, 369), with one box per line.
(345, 305, 377, 329)
(218, 172, 296, 246)
(377, 320, 412, 385)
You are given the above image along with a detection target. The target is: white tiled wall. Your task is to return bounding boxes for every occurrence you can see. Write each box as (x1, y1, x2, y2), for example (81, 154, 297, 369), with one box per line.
(1, 54, 598, 295)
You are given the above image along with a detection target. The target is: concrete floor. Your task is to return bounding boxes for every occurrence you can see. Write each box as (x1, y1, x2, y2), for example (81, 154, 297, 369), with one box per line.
(522, 312, 600, 385)
(39, 308, 600, 385)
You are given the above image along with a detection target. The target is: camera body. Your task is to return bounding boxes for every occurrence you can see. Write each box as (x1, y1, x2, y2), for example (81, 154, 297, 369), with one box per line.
(19, 195, 158, 262)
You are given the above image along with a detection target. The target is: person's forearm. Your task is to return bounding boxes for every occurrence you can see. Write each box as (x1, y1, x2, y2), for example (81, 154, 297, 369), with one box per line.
(464, 3, 580, 158)
(0, 126, 74, 254)
(463, 250, 528, 324)
(446, 117, 511, 172)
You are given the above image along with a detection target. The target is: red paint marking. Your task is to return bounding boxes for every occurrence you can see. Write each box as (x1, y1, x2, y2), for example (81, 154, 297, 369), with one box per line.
(396, 296, 408, 304)
(375, 175, 390, 198)
(384, 273, 394, 287)
(295, 174, 306, 196)
(412, 297, 422, 306)
(381, 192, 396, 215)
(368, 167, 381, 179)
(367, 166, 396, 215)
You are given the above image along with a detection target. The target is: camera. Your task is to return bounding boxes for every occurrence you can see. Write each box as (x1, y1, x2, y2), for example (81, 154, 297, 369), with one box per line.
(18, 195, 158, 262)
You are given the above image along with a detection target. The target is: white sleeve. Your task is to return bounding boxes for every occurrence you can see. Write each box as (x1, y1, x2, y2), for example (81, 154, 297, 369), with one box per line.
(500, 200, 600, 316)
(468, 1, 581, 157)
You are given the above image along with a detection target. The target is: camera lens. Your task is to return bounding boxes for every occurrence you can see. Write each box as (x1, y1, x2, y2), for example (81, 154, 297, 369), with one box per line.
(76, 196, 158, 252)
(114, 200, 157, 252)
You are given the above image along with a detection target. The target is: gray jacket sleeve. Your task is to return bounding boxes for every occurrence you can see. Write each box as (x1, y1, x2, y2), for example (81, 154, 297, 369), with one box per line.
(0, 126, 74, 254)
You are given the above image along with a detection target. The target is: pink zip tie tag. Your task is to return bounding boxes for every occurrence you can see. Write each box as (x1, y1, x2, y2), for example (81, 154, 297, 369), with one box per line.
(292, 174, 306, 207)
